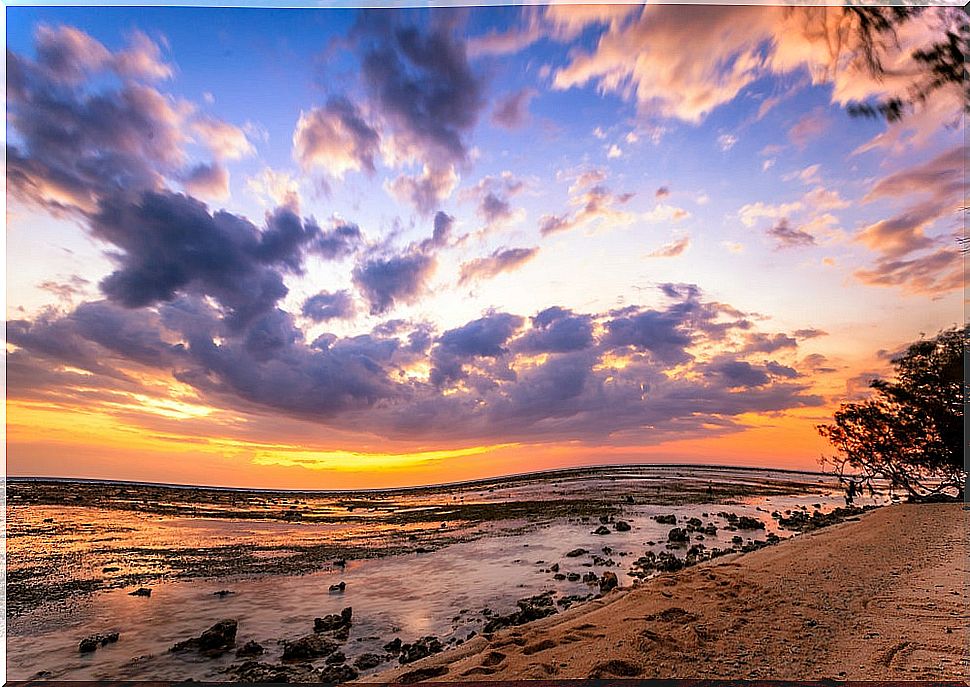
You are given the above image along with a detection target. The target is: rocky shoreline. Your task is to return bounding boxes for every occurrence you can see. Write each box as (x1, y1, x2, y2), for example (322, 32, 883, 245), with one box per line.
(57, 503, 874, 683)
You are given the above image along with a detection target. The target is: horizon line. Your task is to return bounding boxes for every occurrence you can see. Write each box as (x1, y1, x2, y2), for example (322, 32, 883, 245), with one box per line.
(5, 461, 835, 495)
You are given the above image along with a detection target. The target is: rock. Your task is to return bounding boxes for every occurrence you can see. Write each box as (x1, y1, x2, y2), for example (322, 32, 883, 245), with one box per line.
(582, 571, 598, 583)
(653, 514, 677, 525)
(102, 566, 120, 573)
(325, 650, 346, 664)
(333, 559, 347, 567)
(625, 495, 635, 504)
(315, 607, 353, 633)
(667, 527, 689, 544)
(398, 636, 444, 664)
(171, 619, 238, 654)
(736, 516, 766, 530)
(229, 660, 320, 683)
(565, 548, 588, 557)
(318, 664, 358, 682)
(482, 591, 558, 633)
(599, 571, 619, 593)
(566, 572, 580, 581)
(383, 637, 402, 654)
(613, 520, 631, 532)
(731, 535, 744, 545)
(553, 573, 566, 580)
(236, 640, 264, 658)
(592, 525, 611, 535)
(129, 587, 152, 597)
(353, 652, 385, 670)
(281, 633, 339, 662)
(686, 517, 703, 529)
(549, 563, 560, 572)
(79, 632, 119, 653)
(214, 590, 235, 597)
(329, 581, 346, 593)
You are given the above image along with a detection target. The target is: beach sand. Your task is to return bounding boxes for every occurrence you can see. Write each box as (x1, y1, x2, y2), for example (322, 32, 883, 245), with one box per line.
(364, 502, 968, 682)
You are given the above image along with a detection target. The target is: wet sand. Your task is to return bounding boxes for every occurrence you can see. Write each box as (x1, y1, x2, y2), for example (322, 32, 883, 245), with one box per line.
(364, 502, 968, 682)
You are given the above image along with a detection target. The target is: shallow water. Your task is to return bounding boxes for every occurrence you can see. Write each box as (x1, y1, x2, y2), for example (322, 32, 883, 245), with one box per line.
(6, 466, 886, 680)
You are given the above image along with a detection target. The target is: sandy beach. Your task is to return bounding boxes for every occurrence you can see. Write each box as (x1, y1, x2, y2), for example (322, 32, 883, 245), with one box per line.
(365, 502, 968, 682)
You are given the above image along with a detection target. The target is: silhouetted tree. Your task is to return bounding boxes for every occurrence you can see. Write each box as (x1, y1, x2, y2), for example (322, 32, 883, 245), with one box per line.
(842, 6, 968, 122)
(817, 327, 967, 501)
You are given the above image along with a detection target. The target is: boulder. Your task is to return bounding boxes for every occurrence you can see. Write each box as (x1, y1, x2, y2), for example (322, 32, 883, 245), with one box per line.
(236, 640, 264, 658)
(79, 632, 119, 653)
(599, 571, 619, 593)
(667, 527, 689, 544)
(353, 653, 385, 670)
(281, 633, 339, 662)
(171, 619, 237, 654)
(565, 548, 588, 557)
(129, 588, 152, 597)
(653, 514, 677, 525)
(319, 664, 358, 683)
(398, 636, 444, 664)
(592, 525, 611, 535)
(329, 581, 346, 593)
(613, 520, 631, 532)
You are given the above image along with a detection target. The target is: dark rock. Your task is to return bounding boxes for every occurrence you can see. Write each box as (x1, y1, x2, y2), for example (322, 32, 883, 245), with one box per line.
(171, 619, 237, 654)
(329, 581, 346, 593)
(398, 636, 444, 664)
(129, 588, 152, 597)
(383, 637, 402, 654)
(549, 563, 560, 572)
(736, 516, 766, 530)
(599, 571, 619, 593)
(353, 652, 385, 670)
(565, 548, 588, 557)
(398, 666, 448, 684)
(325, 651, 346, 664)
(229, 660, 320, 683)
(592, 525, 611, 535)
(653, 514, 677, 525)
(667, 527, 689, 544)
(236, 640, 264, 658)
(281, 633, 339, 662)
(731, 535, 744, 545)
(582, 571, 598, 583)
(482, 591, 558, 633)
(214, 590, 235, 598)
(79, 632, 119, 653)
(102, 566, 120, 573)
(613, 520, 631, 532)
(315, 607, 353, 633)
(319, 664, 358, 683)
(566, 572, 580, 581)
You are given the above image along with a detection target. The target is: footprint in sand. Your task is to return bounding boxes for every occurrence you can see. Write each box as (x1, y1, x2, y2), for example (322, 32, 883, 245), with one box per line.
(588, 659, 643, 678)
(398, 666, 449, 684)
(522, 639, 557, 655)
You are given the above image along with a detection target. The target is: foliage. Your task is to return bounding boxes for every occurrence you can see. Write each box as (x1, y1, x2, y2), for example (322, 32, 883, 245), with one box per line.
(842, 6, 968, 122)
(817, 327, 967, 500)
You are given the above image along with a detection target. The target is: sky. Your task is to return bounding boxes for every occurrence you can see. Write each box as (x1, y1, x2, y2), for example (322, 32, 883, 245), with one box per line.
(5, 3, 966, 489)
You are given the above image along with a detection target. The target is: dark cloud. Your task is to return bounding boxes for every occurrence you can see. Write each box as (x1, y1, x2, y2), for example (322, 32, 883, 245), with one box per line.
(708, 359, 770, 387)
(793, 328, 827, 339)
(655, 185, 670, 198)
(430, 312, 523, 386)
(302, 290, 356, 322)
(515, 307, 594, 353)
(315, 221, 364, 260)
(352, 250, 437, 314)
(181, 162, 230, 200)
(741, 332, 797, 354)
(432, 211, 454, 246)
(94, 192, 318, 328)
(767, 218, 815, 249)
(459, 246, 538, 284)
(602, 308, 694, 365)
(491, 88, 535, 129)
(355, 11, 485, 167)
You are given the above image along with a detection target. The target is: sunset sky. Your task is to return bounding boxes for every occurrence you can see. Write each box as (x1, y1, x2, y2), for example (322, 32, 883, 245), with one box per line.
(5, 3, 965, 489)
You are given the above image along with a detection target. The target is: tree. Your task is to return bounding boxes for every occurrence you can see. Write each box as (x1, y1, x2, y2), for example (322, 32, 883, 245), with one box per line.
(817, 327, 967, 501)
(842, 6, 969, 122)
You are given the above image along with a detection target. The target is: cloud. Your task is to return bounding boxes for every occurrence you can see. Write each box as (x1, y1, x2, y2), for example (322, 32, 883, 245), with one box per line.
(767, 219, 816, 249)
(430, 312, 523, 387)
(293, 97, 381, 178)
(515, 307, 594, 354)
(192, 116, 254, 161)
(247, 167, 301, 210)
(788, 107, 830, 148)
(352, 250, 437, 315)
(717, 134, 738, 151)
(355, 12, 485, 168)
(386, 164, 460, 215)
(540, 183, 636, 237)
(302, 290, 356, 322)
(93, 192, 319, 328)
(459, 246, 539, 284)
(181, 162, 229, 200)
(315, 221, 364, 260)
(491, 88, 536, 129)
(648, 235, 691, 258)
(549, 7, 960, 125)
(854, 247, 963, 296)
(9, 283, 822, 448)
(462, 172, 525, 228)
(655, 185, 670, 198)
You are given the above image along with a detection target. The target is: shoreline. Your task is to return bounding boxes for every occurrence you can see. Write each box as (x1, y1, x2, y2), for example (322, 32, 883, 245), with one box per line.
(363, 502, 968, 682)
